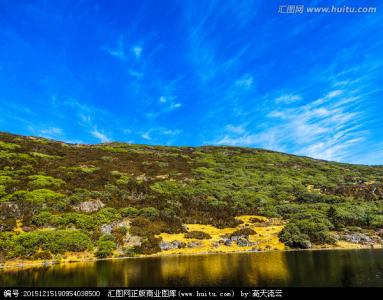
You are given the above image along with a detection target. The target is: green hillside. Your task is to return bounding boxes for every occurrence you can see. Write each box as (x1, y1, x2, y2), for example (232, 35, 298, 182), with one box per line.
(1, 131, 383, 262)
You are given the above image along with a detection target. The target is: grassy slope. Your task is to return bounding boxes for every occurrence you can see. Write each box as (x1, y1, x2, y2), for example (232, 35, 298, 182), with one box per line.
(1, 131, 383, 264)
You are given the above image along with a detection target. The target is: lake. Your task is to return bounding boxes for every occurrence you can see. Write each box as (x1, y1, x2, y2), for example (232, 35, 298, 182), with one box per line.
(1, 249, 383, 287)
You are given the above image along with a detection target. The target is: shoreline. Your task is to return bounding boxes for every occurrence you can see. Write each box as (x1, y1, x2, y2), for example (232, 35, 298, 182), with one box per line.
(1, 244, 381, 273)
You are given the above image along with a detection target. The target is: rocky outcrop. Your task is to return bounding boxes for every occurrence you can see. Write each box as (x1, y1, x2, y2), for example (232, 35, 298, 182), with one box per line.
(73, 199, 105, 213)
(159, 240, 186, 251)
(187, 241, 202, 248)
(342, 233, 371, 244)
(340, 232, 383, 245)
(218, 234, 257, 247)
(100, 219, 130, 235)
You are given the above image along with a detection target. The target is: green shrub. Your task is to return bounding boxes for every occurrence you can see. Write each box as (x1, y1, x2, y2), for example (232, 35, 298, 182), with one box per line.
(134, 236, 161, 255)
(95, 240, 116, 258)
(184, 231, 212, 239)
(120, 207, 139, 217)
(0, 141, 21, 150)
(31, 211, 54, 226)
(28, 175, 65, 189)
(230, 228, 256, 237)
(138, 207, 160, 220)
(54, 213, 97, 231)
(95, 208, 121, 224)
(279, 224, 312, 249)
(0, 175, 19, 185)
(0, 185, 6, 198)
(280, 218, 335, 248)
(33, 250, 52, 260)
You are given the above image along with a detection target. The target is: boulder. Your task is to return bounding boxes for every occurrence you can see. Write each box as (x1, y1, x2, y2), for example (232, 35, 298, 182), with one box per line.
(73, 199, 105, 213)
(159, 240, 185, 251)
(187, 241, 202, 248)
(343, 233, 372, 244)
(237, 238, 250, 247)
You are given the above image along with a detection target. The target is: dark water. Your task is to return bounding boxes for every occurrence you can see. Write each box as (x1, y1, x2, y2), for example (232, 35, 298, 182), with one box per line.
(1, 249, 383, 287)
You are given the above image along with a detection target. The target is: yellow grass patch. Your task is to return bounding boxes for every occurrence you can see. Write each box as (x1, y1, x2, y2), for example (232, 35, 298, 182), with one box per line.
(13, 219, 23, 233)
(155, 215, 286, 256)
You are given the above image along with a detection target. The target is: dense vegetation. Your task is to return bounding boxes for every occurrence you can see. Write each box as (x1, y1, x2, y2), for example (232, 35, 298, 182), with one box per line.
(0, 132, 383, 260)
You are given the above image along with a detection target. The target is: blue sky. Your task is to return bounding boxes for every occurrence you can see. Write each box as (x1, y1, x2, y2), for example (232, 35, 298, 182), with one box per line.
(0, 0, 382, 165)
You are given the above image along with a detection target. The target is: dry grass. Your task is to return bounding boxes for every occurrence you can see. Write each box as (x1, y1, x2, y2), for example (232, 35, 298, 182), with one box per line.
(154, 215, 286, 256)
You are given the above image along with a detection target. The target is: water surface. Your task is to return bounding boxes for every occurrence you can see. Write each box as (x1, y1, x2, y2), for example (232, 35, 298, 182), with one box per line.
(1, 249, 383, 287)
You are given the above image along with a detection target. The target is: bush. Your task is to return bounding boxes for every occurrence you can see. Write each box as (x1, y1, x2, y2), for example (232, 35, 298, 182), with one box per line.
(122, 247, 135, 257)
(23, 189, 66, 212)
(95, 240, 116, 258)
(120, 207, 139, 217)
(28, 175, 65, 189)
(31, 211, 54, 226)
(112, 227, 128, 245)
(95, 208, 122, 224)
(129, 217, 166, 236)
(33, 250, 52, 260)
(0, 185, 6, 198)
(230, 228, 256, 237)
(371, 215, 383, 228)
(184, 231, 212, 239)
(279, 218, 335, 248)
(134, 236, 161, 255)
(12, 230, 92, 257)
(138, 207, 160, 220)
(55, 213, 97, 231)
(279, 224, 312, 249)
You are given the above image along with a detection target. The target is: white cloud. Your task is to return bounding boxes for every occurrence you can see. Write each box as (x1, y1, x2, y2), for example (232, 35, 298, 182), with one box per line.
(158, 95, 182, 110)
(214, 88, 366, 162)
(163, 129, 181, 135)
(141, 132, 151, 140)
(91, 129, 110, 143)
(275, 94, 302, 104)
(128, 69, 143, 79)
(172, 103, 182, 109)
(105, 35, 126, 61)
(226, 124, 246, 134)
(326, 90, 343, 99)
(235, 75, 253, 88)
(131, 46, 143, 59)
(40, 127, 63, 136)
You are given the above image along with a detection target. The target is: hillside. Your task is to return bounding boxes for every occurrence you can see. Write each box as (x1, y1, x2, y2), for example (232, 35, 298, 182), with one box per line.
(1, 131, 383, 266)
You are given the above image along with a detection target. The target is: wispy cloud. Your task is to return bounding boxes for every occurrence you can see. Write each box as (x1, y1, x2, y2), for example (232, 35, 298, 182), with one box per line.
(275, 94, 302, 104)
(235, 74, 253, 88)
(91, 129, 111, 143)
(141, 131, 151, 140)
(215, 87, 367, 162)
(131, 46, 143, 59)
(105, 35, 126, 61)
(225, 124, 246, 134)
(157, 95, 182, 112)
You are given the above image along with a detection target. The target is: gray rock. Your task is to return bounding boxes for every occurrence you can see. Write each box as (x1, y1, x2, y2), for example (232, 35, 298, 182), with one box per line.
(230, 235, 248, 242)
(237, 238, 250, 247)
(100, 223, 113, 235)
(343, 233, 371, 244)
(187, 241, 202, 248)
(159, 240, 185, 251)
(73, 199, 105, 213)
